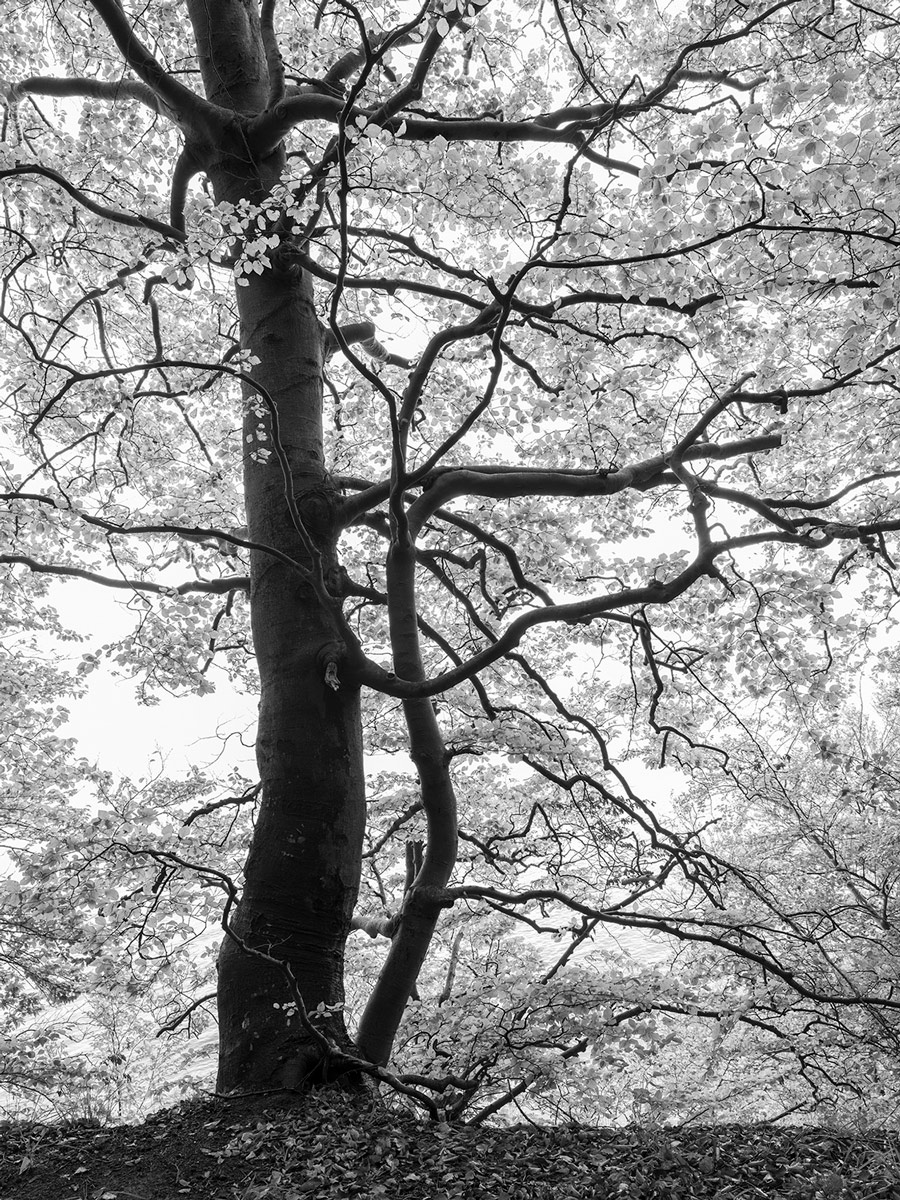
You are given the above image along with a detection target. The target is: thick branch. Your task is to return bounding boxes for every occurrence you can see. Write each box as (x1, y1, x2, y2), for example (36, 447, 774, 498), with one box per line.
(351, 913, 398, 939)
(169, 146, 204, 235)
(348, 548, 714, 699)
(355, 535, 459, 1065)
(674, 68, 767, 92)
(324, 319, 412, 367)
(339, 434, 779, 534)
(260, 0, 286, 107)
(522, 288, 721, 318)
(245, 56, 771, 172)
(86, 0, 226, 134)
(9, 75, 163, 113)
(321, 23, 426, 91)
(247, 92, 639, 167)
(403, 435, 781, 536)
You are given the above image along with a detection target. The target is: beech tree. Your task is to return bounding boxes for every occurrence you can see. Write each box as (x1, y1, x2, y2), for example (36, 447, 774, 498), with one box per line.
(2, 0, 900, 1110)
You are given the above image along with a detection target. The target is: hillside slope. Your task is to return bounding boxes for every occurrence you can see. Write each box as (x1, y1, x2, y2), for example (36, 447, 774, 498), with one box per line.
(1, 1093, 897, 1199)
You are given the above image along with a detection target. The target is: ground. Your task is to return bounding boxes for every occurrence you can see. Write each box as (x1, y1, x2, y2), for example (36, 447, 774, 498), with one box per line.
(0, 1092, 898, 1199)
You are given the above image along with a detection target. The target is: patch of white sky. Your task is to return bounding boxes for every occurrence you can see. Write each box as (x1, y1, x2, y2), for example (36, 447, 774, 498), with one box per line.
(50, 579, 255, 782)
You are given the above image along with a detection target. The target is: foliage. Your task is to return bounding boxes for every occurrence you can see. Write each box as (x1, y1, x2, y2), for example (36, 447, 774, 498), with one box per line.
(2, 0, 900, 1119)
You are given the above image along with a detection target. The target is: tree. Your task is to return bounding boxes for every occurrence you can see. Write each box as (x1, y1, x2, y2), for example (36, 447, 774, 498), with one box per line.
(664, 693, 900, 1124)
(0, 604, 93, 1000)
(2, 0, 900, 1108)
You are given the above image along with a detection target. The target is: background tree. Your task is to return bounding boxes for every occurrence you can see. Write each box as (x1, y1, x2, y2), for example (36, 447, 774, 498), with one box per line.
(2, 0, 900, 1111)
(0, 609, 96, 1112)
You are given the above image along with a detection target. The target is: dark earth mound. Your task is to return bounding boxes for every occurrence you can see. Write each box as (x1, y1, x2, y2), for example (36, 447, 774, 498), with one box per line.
(1, 1092, 898, 1199)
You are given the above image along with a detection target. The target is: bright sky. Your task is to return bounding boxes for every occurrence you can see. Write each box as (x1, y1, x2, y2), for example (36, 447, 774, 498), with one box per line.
(51, 581, 255, 781)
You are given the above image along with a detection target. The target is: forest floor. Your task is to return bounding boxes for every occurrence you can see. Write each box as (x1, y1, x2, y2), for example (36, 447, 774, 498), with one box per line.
(0, 1090, 898, 1200)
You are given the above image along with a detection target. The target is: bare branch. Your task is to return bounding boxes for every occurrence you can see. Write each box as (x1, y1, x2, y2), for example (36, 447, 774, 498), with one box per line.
(0, 164, 185, 243)
(0, 495, 301, 576)
(451, 883, 900, 1011)
(466, 1036, 590, 1126)
(765, 470, 900, 512)
(0, 553, 246, 597)
(182, 783, 262, 827)
(523, 287, 721, 318)
(339, 434, 780, 533)
(674, 67, 767, 91)
(156, 992, 217, 1035)
(297, 244, 484, 311)
(363, 800, 424, 858)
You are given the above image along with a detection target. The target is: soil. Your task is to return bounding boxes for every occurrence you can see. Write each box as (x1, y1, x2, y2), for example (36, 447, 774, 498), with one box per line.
(0, 1091, 898, 1200)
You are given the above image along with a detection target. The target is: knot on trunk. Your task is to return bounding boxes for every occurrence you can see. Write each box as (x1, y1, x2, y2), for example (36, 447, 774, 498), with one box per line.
(293, 483, 339, 541)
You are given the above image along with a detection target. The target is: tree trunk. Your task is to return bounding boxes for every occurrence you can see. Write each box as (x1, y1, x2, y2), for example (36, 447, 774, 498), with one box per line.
(214, 239, 367, 1092)
(355, 541, 458, 1064)
(183, 0, 367, 1094)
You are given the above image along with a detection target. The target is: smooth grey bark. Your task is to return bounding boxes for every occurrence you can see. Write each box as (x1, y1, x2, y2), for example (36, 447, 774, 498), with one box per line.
(355, 540, 458, 1064)
(213, 235, 368, 1090)
(181, 0, 368, 1092)
(82, 0, 465, 1092)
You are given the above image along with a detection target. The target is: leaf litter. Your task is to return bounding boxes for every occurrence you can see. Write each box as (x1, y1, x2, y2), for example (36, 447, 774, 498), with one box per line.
(0, 1092, 897, 1199)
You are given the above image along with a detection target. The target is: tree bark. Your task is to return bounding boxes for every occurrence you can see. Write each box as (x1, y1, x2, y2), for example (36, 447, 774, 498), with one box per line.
(214, 237, 367, 1092)
(183, 0, 367, 1094)
(355, 540, 458, 1064)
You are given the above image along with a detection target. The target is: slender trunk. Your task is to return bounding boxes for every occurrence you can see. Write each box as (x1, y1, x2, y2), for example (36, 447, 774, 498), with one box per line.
(184, 0, 366, 1094)
(356, 541, 459, 1064)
